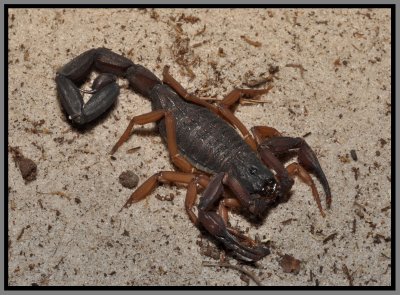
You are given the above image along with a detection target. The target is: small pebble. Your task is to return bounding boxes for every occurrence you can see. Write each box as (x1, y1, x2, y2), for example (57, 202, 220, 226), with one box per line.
(118, 170, 139, 189)
(280, 254, 301, 274)
(10, 147, 37, 183)
(18, 157, 37, 182)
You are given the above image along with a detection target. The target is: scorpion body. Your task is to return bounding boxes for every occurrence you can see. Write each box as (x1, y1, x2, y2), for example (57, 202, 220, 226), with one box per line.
(56, 48, 331, 262)
(151, 84, 275, 196)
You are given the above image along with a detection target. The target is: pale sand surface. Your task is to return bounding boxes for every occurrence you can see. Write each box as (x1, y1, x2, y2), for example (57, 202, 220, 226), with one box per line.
(8, 8, 391, 286)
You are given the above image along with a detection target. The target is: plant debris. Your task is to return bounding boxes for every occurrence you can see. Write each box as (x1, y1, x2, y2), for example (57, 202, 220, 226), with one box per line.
(342, 264, 354, 286)
(126, 146, 141, 154)
(281, 218, 297, 225)
(37, 191, 71, 200)
(240, 35, 262, 47)
(202, 261, 263, 286)
(323, 232, 338, 244)
(350, 149, 358, 161)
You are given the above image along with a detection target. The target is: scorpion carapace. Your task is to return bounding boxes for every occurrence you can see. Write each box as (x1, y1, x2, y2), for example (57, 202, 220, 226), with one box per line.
(56, 48, 331, 262)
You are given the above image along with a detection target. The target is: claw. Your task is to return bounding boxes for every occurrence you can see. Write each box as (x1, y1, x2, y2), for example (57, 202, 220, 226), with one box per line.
(55, 74, 84, 123)
(56, 73, 119, 125)
(297, 141, 332, 208)
(198, 172, 270, 262)
(259, 136, 332, 210)
(198, 211, 270, 262)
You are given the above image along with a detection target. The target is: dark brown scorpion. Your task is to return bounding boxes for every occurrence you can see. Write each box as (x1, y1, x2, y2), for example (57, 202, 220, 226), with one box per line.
(56, 48, 331, 262)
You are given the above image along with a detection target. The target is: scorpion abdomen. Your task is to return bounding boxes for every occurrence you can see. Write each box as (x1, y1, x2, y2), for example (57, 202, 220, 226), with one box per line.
(150, 84, 274, 195)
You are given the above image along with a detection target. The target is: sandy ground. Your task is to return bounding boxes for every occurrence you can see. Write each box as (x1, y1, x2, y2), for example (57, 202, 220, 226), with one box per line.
(7, 8, 391, 286)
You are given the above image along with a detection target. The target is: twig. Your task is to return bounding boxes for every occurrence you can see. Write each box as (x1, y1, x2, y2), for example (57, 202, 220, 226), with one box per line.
(323, 232, 337, 244)
(199, 97, 271, 105)
(342, 264, 354, 286)
(202, 261, 263, 286)
(37, 191, 71, 200)
(240, 35, 262, 47)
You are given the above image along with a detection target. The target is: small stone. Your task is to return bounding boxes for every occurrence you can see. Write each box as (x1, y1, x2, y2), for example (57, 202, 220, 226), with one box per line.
(280, 254, 301, 274)
(18, 157, 37, 182)
(118, 170, 139, 189)
(9, 146, 37, 183)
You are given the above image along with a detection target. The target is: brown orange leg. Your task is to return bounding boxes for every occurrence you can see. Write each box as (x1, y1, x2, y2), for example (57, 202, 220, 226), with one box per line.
(219, 88, 272, 109)
(185, 176, 210, 225)
(120, 171, 199, 211)
(251, 126, 282, 145)
(185, 180, 199, 224)
(217, 88, 273, 150)
(110, 110, 164, 155)
(286, 163, 325, 217)
(110, 109, 196, 173)
(162, 66, 219, 114)
(218, 198, 241, 226)
(217, 198, 258, 247)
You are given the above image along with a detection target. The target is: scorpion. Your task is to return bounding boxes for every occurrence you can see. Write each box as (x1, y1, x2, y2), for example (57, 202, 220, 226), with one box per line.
(55, 48, 331, 262)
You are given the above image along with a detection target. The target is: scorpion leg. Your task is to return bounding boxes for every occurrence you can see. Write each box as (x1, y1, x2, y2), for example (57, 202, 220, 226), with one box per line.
(218, 198, 241, 226)
(216, 88, 274, 150)
(219, 88, 273, 109)
(110, 110, 197, 173)
(254, 126, 331, 213)
(198, 172, 270, 262)
(56, 48, 134, 125)
(185, 177, 211, 225)
(251, 126, 282, 144)
(217, 198, 260, 247)
(162, 66, 220, 113)
(120, 171, 208, 210)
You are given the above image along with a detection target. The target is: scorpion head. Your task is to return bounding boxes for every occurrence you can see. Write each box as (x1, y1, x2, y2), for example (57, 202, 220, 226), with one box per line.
(248, 175, 296, 217)
(247, 177, 280, 216)
(229, 162, 281, 216)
